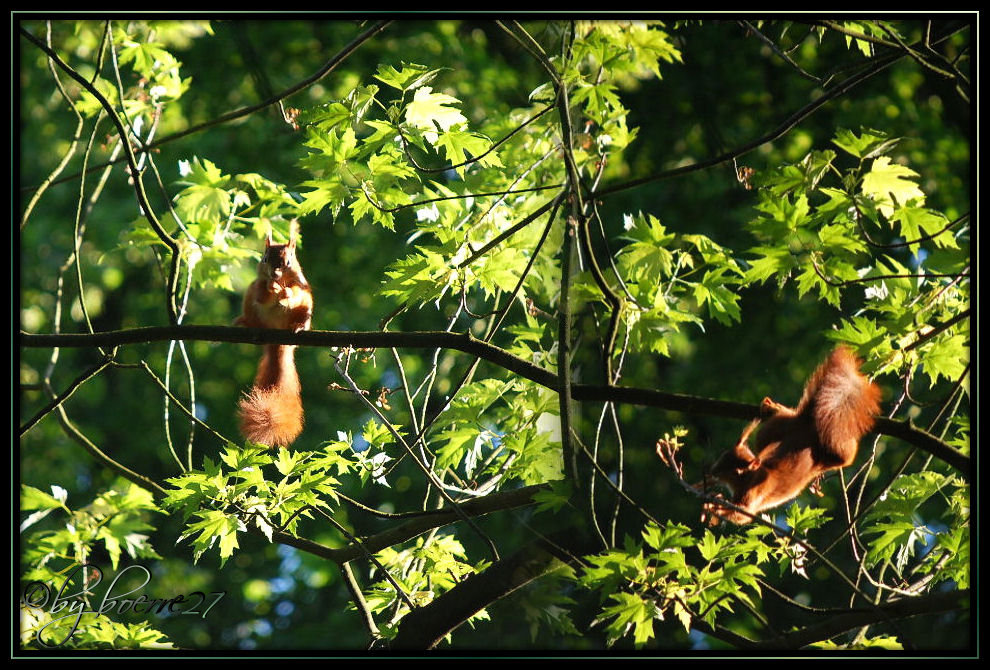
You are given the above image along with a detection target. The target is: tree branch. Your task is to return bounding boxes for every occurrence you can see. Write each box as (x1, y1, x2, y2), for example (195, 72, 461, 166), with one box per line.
(334, 350, 502, 563)
(20, 354, 114, 437)
(21, 24, 182, 323)
(262, 484, 548, 566)
(345, 484, 548, 563)
(20, 20, 392, 194)
(751, 588, 970, 650)
(20, 325, 970, 479)
(390, 533, 577, 649)
(593, 21, 968, 201)
(593, 48, 904, 199)
(456, 192, 565, 268)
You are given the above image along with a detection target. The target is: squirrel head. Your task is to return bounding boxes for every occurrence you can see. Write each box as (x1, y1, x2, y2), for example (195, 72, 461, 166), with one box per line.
(259, 220, 300, 281)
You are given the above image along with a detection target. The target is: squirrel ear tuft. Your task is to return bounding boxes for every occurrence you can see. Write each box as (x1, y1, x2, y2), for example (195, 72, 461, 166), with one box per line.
(288, 219, 299, 247)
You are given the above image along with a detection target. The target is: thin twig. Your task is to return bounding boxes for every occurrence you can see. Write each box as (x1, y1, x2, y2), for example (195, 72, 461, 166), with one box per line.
(20, 355, 115, 437)
(457, 192, 566, 268)
(340, 562, 380, 642)
(21, 26, 182, 324)
(593, 47, 908, 199)
(739, 20, 822, 83)
(20, 20, 393, 194)
(312, 506, 416, 611)
(396, 104, 554, 174)
(334, 350, 502, 563)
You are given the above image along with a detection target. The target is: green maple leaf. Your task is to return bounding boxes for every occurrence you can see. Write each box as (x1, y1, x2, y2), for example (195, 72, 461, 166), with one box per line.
(373, 62, 444, 92)
(404, 87, 467, 141)
(436, 128, 502, 176)
(602, 592, 656, 646)
(889, 207, 957, 251)
(861, 157, 925, 218)
(832, 127, 899, 159)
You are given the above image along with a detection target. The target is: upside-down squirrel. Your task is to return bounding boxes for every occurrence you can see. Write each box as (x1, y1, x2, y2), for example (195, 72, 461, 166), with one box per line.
(702, 346, 881, 525)
(234, 223, 313, 448)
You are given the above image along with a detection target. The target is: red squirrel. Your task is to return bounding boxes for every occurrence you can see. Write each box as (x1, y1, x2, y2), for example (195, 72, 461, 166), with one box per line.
(234, 223, 313, 448)
(702, 346, 881, 525)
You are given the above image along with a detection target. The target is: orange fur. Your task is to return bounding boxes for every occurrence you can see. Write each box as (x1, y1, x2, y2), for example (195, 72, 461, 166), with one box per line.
(235, 226, 312, 448)
(239, 344, 304, 447)
(703, 346, 881, 525)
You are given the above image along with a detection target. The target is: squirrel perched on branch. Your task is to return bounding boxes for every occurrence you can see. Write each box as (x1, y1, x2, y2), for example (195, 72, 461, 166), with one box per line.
(697, 346, 881, 525)
(234, 222, 313, 448)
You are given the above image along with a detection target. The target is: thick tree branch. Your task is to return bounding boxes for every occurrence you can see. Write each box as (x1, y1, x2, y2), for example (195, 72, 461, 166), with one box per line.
(345, 484, 548, 562)
(557, 213, 577, 474)
(751, 588, 970, 650)
(390, 533, 580, 649)
(20, 325, 970, 479)
(872, 416, 969, 478)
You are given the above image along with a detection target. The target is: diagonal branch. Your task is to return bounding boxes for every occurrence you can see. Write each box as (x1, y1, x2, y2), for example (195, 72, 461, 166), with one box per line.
(592, 48, 903, 199)
(20, 20, 393, 194)
(20, 354, 114, 437)
(259, 484, 549, 566)
(390, 531, 587, 649)
(333, 350, 502, 563)
(457, 192, 566, 268)
(343, 484, 548, 563)
(751, 588, 970, 650)
(21, 25, 182, 323)
(593, 22, 968, 201)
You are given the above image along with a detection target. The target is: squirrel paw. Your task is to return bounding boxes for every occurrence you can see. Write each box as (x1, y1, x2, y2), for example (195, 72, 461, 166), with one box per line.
(808, 474, 825, 497)
(701, 499, 727, 527)
(702, 497, 756, 526)
(742, 458, 762, 473)
(760, 397, 788, 417)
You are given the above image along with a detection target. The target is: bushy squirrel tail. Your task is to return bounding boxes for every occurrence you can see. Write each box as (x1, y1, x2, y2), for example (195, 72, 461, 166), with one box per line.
(798, 346, 881, 455)
(238, 344, 303, 448)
